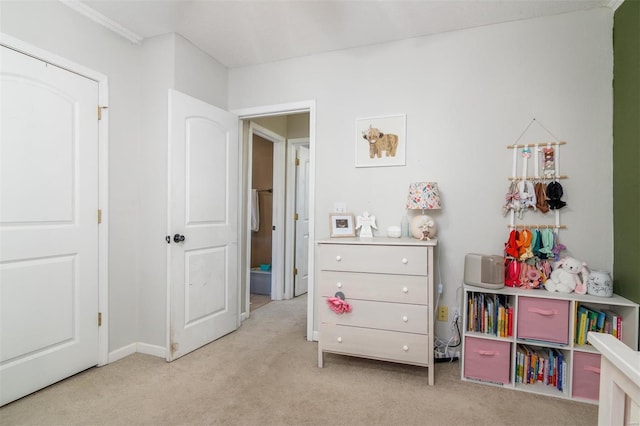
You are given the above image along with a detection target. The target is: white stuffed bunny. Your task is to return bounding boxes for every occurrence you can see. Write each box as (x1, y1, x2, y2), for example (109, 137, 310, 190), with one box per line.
(545, 256, 588, 294)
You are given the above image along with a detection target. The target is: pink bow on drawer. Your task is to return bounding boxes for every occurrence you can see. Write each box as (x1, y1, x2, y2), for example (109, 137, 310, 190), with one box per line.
(327, 292, 352, 314)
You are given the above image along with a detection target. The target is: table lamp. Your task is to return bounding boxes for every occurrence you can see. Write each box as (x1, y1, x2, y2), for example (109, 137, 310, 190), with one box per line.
(406, 182, 441, 240)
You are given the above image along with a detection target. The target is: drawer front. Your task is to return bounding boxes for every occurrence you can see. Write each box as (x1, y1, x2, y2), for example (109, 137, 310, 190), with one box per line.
(517, 297, 570, 344)
(572, 352, 601, 401)
(318, 270, 427, 305)
(463, 337, 511, 384)
(320, 323, 429, 365)
(320, 298, 428, 334)
(318, 244, 428, 276)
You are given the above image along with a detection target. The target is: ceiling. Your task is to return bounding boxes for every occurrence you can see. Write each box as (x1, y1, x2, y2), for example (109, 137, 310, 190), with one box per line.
(78, 0, 614, 68)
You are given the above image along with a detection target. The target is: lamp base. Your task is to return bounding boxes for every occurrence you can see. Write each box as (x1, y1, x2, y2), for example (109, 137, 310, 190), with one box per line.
(410, 215, 437, 240)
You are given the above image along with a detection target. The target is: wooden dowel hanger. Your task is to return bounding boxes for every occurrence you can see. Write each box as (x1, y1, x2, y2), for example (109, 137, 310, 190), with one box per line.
(508, 175, 568, 181)
(507, 141, 566, 149)
(507, 224, 567, 229)
(257, 188, 272, 193)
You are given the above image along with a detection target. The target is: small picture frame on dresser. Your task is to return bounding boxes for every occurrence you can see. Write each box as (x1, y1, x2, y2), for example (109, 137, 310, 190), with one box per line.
(329, 213, 356, 238)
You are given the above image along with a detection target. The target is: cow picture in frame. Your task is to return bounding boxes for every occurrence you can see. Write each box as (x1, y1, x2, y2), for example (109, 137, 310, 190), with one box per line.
(355, 114, 406, 167)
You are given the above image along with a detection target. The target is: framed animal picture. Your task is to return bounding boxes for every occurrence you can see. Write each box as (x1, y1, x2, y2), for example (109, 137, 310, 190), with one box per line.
(355, 114, 406, 167)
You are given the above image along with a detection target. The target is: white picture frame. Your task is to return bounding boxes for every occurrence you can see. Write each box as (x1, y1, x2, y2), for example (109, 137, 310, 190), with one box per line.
(355, 114, 406, 167)
(329, 213, 356, 238)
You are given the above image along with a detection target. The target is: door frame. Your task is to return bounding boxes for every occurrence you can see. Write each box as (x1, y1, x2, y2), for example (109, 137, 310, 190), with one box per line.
(246, 122, 286, 303)
(233, 101, 316, 341)
(0, 33, 110, 365)
(284, 137, 309, 300)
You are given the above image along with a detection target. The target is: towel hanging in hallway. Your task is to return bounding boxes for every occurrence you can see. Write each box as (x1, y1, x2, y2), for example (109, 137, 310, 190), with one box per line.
(251, 189, 259, 232)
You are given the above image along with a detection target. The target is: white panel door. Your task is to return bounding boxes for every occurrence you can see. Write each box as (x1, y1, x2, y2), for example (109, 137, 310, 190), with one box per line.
(0, 46, 99, 405)
(294, 146, 309, 297)
(168, 90, 239, 361)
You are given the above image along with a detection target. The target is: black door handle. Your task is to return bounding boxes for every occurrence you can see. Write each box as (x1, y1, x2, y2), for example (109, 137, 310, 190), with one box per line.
(173, 234, 185, 243)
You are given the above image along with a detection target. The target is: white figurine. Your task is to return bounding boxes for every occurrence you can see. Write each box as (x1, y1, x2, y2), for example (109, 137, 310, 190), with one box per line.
(356, 211, 377, 238)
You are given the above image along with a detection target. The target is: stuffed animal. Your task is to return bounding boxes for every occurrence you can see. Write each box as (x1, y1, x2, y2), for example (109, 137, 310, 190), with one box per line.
(545, 256, 588, 294)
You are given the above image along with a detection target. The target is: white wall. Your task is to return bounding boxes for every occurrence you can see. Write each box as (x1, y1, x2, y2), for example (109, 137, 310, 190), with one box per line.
(137, 34, 175, 349)
(0, 0, 142, 352)
(228, 9, 614, 340)
(174, 35, 228, 109)
(137, 33, 229, 350)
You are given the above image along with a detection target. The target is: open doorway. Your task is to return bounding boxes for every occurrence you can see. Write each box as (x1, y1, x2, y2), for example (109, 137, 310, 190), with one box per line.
(246, 123, 285, 310)
(239, 111, 312, 327)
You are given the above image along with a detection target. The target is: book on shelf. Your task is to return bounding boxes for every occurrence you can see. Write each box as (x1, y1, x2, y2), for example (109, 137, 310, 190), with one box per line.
(576, 306, 588, 345)
(466, 292, 513, 338)
(554, 349, 564, 392)
(601, 309, 623, 341)
(515, 344, 566, 392)
(576, 306, 623, 343)
(586, 308, 599, 333)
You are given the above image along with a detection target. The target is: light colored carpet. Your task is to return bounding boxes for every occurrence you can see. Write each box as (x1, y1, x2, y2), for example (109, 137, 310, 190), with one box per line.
(0, 294, 597, 425)
(249, 293, 271, 311)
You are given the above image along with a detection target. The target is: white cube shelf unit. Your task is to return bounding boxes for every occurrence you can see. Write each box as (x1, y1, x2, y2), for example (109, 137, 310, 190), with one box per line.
(461, 284, 639, 404)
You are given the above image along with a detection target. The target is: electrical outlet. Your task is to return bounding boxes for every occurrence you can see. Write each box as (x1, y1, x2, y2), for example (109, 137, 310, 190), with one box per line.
(333, 202, 347, 213)
(438, 306, 448, 322)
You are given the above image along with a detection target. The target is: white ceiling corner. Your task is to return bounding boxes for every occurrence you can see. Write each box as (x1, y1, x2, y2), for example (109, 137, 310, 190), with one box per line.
(59, 0, 143, 44)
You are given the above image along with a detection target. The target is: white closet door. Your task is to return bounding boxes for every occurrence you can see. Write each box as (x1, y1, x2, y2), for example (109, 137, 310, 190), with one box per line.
(0, 46, 99, 406)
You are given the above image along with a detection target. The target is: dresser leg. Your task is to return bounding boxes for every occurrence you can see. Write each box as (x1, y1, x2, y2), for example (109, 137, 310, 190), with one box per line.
(429, 366, 434, 385)
(318, 347, 324, 368)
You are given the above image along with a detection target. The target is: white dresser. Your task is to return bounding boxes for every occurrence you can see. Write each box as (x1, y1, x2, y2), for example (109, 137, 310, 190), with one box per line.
(317, 237, 437, 385)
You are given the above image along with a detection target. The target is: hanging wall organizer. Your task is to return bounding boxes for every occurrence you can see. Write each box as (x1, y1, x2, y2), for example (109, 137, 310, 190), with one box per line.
(502, 119, 568, 289)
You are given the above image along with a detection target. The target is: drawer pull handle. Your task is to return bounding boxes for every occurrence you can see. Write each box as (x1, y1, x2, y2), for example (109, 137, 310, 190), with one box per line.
(401, 258, 408, 264)
(476, 350, 498, 356)
(335, 256, 342, 262)
(584, 365, 601, 375)
(336, 282, 343, 288)
(402, 287, 408, 293)
(402, 345, 409, 351)
(402, 316, 408, 322)
(528, 307, 557, 316)
(337, 337, 342, 343)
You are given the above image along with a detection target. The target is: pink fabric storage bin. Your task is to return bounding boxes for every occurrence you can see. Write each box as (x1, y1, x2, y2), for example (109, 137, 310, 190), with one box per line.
(464, 337, 511, 384)
(517, 297, 570, 344)
(572, 352, 601, 401)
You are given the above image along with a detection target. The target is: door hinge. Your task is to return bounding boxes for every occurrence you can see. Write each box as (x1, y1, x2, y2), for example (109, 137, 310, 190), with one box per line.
(294, 268, 298, 276)
(295, 157, 300, 166)
(294, 213, 299, 220)
(97, 209, 102, 224)
(98, 312, 102, 327)
(98, 105, 108, 120)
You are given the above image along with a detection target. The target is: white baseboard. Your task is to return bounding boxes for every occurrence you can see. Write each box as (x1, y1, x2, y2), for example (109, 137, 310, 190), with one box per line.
(108, 343, 136, 363)
(107, 342, 166, 364)
(136, 342, 166, 359)
(312, 330, 319, 342)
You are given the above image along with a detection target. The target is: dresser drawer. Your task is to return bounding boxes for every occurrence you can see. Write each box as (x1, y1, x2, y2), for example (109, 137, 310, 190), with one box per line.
(320, 298, 428, 334)
(318, 271, 427, 304)
(318, 244, 428, 276)
(320, 323, 429, 366)
(572, 352, 601, 401)
(517, 297, 570, 345)
(463, 337, 511, 384)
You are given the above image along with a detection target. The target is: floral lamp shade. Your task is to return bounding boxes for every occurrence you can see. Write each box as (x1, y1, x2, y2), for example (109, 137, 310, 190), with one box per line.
(406, 182, 441, 211)
(406, 182, 441, 240)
